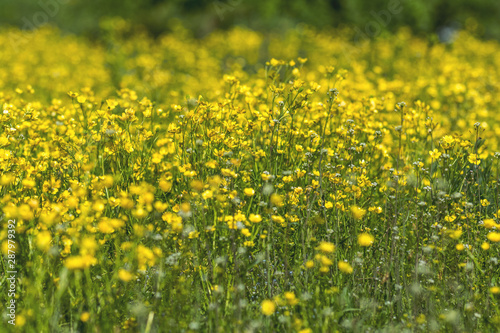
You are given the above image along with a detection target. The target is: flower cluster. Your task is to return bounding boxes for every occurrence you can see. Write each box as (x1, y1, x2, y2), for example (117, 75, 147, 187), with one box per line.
(1, 23, 500, 331)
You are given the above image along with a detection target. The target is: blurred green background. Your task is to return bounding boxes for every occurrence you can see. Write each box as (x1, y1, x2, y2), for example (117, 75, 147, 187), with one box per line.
(1, 0, 499, 39)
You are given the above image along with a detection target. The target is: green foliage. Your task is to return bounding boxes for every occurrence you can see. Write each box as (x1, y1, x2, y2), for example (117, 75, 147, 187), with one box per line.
(1, 0, 500, 39)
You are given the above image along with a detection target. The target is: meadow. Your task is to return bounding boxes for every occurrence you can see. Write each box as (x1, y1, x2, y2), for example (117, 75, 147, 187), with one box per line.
(1, 21, 500, 332)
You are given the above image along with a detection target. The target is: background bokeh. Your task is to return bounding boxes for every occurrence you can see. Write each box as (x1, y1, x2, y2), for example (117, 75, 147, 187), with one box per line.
(1, 0, 500, 39)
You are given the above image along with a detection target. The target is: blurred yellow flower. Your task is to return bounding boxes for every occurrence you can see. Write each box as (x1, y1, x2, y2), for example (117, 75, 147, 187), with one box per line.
(487, 232, 500, 242)
(64, 255, 97, 270)
(338, 261, 353, 274)
(358, 233, 375, 247)
(244, 188, 255, 196)
(317, 241, 335, 254)
(36, 231, 52, 252)
(261, 300, 276, 316)
(350, 206, 366, 220)
(118, 269, 134, 282)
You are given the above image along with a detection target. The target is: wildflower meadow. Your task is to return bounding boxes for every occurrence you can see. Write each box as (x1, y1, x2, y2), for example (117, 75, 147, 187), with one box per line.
(1, 11, 500, 333)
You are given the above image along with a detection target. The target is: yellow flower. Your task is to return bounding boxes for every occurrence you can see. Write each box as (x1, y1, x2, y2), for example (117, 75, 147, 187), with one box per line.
(317, 241, 335, 254)
(118, 269, 134, 282)
(2, 240, 18, 256)
(190, 180, 204, 192)
(261, 173, 272, 181)
(429, 149, 441, 159)
(244, 188, 255, 196)
(249, 214, 262, 223)
(16, 314, 26, 326)
(440, 135, 455, 150)
(202, 190, 213, 200)
(490, 286, 500, 294)
(468, 153, 480, 165)
(64, 255, 97, 270)
(241, 228, 251, 237)
(0, 173, 14, 185)
(350, 206, 366, 220)
(320, 255, 333, 266)
(137, 245, 156, 270)
(481, 242, 490, 250)
(487, 232, 500, 242)
(358, 233, 375, 247)
(483, 219, 499, 229)
(284, 292, 299, 306)
(448, 229, 462, 240)
(456, 243, 465, 251)
(80, 312, 90, 322)
(416, 314, 426, 325)
(0, 136, 10, 147)
(270, 194, 283, 207)
(261, 300, 276, 316)
(159, 179, 172, 192)
(338, 261, 353, 274)
(324, 201, 333, 209)
(36, 231, 52, 252)
(444, 215, 456, 223)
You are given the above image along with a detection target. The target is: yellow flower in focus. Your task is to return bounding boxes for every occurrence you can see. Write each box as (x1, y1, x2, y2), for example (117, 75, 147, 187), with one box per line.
(261, 300, 276, 316)
(456, 243, 465, 251)
(440, 135, 455, 150)
(481, 242, 490, 250)
(429, 149, 441, 159)
(468, 153, 480, 165)
(358, 233, 375, 247)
